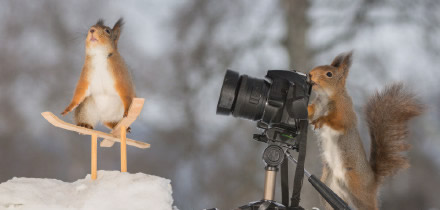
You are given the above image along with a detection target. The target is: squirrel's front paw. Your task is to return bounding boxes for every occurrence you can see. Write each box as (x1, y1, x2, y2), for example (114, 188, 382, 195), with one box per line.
(61, 103, 77, 116)
(307, 104, 315, 120)
(311, 118, 325, 130)
(61, 108, 71, 116)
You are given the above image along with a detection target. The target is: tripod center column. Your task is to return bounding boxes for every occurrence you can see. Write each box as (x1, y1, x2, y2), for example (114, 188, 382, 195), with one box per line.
(263, 166, 278, 201)
(262, 145, 285, 201)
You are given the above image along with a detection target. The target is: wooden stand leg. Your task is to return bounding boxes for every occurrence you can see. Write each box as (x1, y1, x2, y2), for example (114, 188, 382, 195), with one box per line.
(121, 126, 127, 172)
(91, 134, 97, 180)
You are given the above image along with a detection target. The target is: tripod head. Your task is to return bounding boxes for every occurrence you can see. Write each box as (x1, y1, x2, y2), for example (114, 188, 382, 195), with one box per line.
(253, 124, 300, 150)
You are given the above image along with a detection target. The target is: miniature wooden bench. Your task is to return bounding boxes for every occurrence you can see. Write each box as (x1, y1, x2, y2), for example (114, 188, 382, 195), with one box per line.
(41, 98, 149, 180)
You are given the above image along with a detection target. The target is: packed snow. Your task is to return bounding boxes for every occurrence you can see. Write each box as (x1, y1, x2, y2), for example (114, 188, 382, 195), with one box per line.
(0, 171, 175, 210)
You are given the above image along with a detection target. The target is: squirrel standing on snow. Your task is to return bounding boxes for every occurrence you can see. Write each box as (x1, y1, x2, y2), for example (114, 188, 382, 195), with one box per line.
(307, 52, 423, 210)
(61, 18, 135, 131)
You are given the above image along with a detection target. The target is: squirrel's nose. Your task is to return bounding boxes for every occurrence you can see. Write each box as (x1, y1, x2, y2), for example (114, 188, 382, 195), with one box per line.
(90, 29, 95, 34)
(308, 73, 315, 85)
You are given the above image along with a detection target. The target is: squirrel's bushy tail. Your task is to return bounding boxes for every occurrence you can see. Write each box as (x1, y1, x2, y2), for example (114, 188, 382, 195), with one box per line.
(366, 83, 423, 183)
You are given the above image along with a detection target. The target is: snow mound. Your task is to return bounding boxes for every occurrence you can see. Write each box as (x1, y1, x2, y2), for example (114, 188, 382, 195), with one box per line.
(0, 170, 175, 210)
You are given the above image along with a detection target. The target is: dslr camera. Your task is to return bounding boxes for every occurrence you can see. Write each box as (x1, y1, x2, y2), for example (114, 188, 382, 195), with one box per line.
(217, 69, 311, 149)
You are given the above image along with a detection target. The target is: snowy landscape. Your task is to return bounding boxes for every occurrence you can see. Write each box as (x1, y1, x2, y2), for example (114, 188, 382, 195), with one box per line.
(0, 171, 175, 210)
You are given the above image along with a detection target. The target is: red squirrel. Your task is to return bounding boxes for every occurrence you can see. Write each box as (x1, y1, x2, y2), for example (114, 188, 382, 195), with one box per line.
(308, 52, 423, 210)
(61, 18, 135, 131)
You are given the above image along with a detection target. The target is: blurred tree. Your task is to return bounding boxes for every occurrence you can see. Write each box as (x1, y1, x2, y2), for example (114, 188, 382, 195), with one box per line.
(282, 0, 312, 72)
(279, 0, 324, 209)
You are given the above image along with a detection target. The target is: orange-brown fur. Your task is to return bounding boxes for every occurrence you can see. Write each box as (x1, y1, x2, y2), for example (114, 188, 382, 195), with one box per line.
(104, 122, 118, 129)
(308, 51, 423, 209)
(61, 65, 90, 116)
(62, 18, 135, 129)
(307, 103, 315, 119)
(108, 53, 135, 117)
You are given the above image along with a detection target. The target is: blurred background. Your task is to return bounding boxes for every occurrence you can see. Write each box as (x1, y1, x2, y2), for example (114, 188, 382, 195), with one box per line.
(1, 0, 439, 209)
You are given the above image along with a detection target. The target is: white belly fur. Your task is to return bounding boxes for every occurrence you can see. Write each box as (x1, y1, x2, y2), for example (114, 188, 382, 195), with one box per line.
(318, 125, 348, 199)
(87, 47, 123, 123)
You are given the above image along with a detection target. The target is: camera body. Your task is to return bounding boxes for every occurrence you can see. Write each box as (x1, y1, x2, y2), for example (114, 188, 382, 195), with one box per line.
(217, 69, 312, 146)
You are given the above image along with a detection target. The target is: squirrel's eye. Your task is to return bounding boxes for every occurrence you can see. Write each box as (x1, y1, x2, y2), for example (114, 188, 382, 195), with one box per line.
(105, 29, 110, 34)
(326, 72, 333, 77)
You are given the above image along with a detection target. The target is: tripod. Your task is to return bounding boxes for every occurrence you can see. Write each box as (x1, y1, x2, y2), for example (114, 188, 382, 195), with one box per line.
(236, 144, 287, 210)
(234, 124, 351, 210)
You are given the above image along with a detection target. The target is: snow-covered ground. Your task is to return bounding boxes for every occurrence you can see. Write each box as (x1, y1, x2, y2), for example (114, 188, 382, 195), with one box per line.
(0, 171, 175, 210)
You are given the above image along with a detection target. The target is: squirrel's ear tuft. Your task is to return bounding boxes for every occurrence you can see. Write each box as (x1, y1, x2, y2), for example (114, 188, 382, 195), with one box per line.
(330, 54, 344, 68)
(112, 18, 124, 43)
(331, 51, 353, 77)
(96, 19, 105, 26)
(113, 18, 124, 34)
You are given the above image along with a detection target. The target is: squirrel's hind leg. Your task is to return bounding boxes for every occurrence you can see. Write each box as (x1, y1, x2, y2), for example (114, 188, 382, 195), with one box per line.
(103, 121, 131, 133)
(74, 96, 99, 129)
(103, 122, 118, 130)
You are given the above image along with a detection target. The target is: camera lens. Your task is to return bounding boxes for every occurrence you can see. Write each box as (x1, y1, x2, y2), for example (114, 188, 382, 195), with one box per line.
(216, 70, 269, 121)
(233, 75, 268, 120)
(216, 70, 240, 115)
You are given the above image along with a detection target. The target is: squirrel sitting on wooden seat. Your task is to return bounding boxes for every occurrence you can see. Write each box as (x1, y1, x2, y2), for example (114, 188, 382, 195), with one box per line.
(61, 18, 135, 131)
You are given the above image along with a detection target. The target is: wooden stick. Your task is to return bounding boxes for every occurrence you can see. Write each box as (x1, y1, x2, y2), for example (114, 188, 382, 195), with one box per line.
(41, 112, 150, 149)
(121, 126, 127, 172)
(91, 134, 97, 180)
